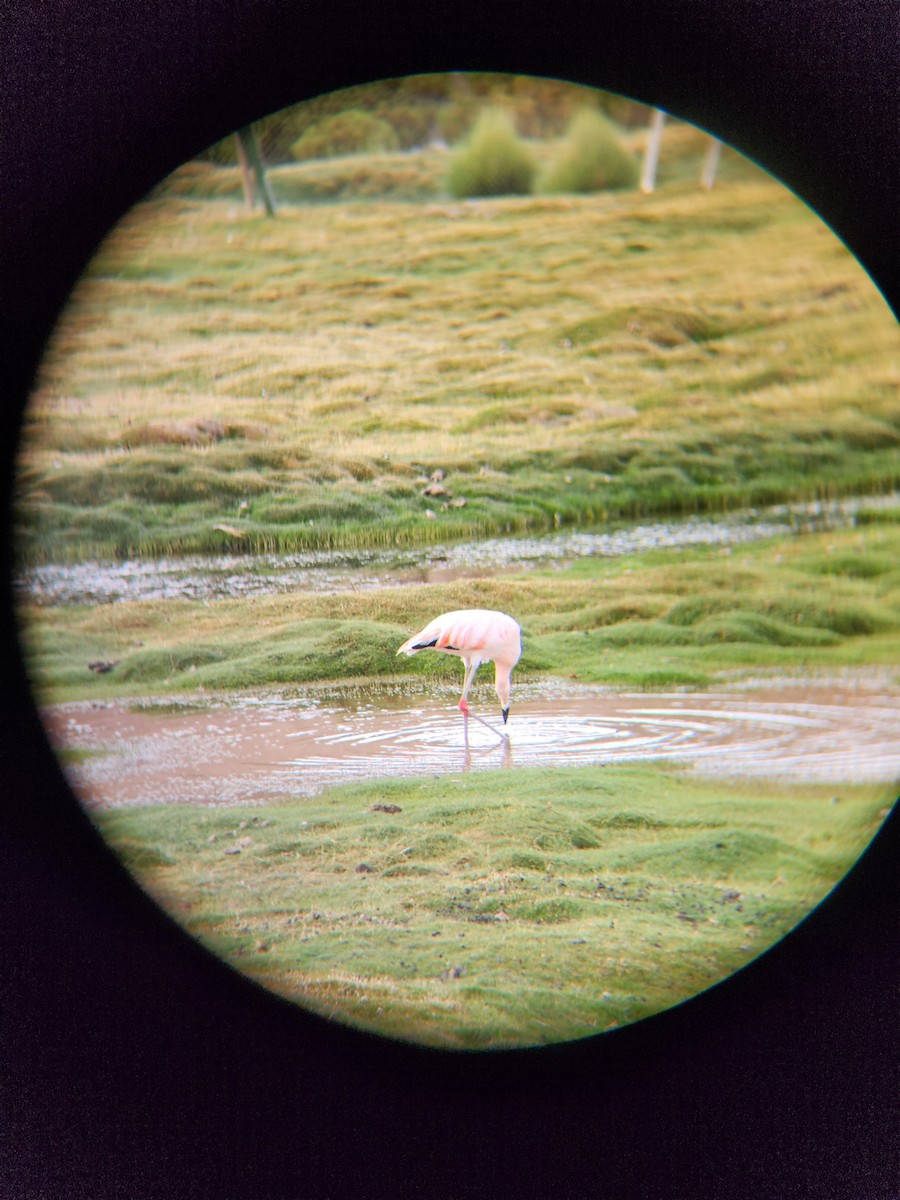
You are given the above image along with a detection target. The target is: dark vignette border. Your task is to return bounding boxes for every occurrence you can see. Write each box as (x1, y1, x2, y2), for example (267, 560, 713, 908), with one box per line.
(1, 3, 897, 1197)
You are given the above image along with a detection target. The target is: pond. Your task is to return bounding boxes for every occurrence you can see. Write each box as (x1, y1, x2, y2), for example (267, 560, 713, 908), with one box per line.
(47, 675, 900, 811)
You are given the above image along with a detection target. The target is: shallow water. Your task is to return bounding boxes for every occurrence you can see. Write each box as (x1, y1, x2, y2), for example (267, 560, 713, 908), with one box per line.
(47, 678, 900, 810)
(18, 494, 897, 607)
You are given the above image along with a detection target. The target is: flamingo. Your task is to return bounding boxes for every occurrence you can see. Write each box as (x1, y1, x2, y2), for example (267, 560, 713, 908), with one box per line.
(397, 608, 522, 725)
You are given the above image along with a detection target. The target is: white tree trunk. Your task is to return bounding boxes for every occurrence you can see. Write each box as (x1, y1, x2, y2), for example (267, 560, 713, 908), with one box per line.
(701, 137, 722, 190)
(640, 109, 666, 194)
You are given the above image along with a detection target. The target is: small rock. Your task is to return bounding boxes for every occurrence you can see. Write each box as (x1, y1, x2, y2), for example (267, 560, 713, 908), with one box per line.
(430, 468, 446, 482)
(721, 889, 742, 903)
(422, 481, 451, 497)
(448, 497, 467, 508)
(87, 661, 117, 674)
(425, 509, 437, 520)
(369, 803, 402, 814)
(355, 862, 377, 874)
(223, 847, 241, 856)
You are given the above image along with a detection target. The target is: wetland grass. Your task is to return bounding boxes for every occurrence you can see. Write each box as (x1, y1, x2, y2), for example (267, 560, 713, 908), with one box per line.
(20, 517, 900, 704)
(94, 762, 889, 1049)
(15, 136, 899, 564)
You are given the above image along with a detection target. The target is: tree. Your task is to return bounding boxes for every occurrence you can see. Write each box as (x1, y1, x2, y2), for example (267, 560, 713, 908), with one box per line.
(234, 125, 276, 216)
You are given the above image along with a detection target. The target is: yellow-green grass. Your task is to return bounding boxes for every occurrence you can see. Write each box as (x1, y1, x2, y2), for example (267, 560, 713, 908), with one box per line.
(93, 762, 890, 1050)
(20, 518, 900, 704)
(15, 128, 899, 563)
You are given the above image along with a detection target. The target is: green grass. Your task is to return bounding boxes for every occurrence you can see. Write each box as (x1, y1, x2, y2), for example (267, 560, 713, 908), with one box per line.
(537, 108, 639, 193)
(445, 108, 538, 198)
(19, 517, 900, 704)
(14, 126, 899, 563)
(93, 762, 890, 1049)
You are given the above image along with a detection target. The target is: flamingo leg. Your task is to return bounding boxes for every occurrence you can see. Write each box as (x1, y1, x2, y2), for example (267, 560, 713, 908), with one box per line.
(469, 710, 509, 741)
(457, 658, 481, 716)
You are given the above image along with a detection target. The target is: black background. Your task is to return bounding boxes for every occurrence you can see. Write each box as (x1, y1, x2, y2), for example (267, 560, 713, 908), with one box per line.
(1, 2, 897, 1197)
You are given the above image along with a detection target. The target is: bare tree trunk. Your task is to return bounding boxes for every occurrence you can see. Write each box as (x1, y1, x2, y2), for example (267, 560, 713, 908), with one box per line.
(701, 137, 722, 190)
(235, 125, 276, 216)
(234, 134, 256, 212)
(640, 108, 666, 194)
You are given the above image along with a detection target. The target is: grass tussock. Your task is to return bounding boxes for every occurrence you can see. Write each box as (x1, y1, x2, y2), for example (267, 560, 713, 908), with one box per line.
(290, 110, 400, 161)
(93, 762, 889, 1049)
(445, 108, 538, 198)
(537, 108, 639, 194)
(20, 517, 900, 704)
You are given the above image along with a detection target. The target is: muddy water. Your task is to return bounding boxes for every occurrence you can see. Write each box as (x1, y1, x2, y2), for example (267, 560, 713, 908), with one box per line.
(47, 679, 899, 810)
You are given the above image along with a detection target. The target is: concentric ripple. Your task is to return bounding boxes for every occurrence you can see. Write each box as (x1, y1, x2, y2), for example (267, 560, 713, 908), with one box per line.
(46, 681, 900, 810)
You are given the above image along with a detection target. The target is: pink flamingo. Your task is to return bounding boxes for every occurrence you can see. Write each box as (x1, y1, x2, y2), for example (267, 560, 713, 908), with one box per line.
(397, 608, 522, 725)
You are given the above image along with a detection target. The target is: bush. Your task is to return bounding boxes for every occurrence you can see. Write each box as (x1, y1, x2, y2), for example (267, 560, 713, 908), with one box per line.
(445, 108, 537, 198)
(290, 110, 400, 161)
(537, 108, 639, 194)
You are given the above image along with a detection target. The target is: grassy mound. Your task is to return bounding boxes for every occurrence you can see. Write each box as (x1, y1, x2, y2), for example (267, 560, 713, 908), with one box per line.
(93, 762, 890, 1049)
(20, 517, 900, 704)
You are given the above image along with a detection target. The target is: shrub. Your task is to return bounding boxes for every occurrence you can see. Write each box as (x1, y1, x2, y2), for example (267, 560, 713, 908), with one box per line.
(445, 108, 537, 198)
(537, 108, 639, 194)
(290, 110, 400, 161)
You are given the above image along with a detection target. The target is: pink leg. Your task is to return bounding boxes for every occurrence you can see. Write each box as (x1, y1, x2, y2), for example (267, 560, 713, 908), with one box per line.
(458, 660, 479, 717)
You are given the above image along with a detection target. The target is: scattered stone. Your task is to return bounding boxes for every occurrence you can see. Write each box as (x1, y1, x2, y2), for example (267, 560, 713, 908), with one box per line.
(87, 661, 117, 674)
(223, 847, 241, 856)
(422, 481, 451, 498)
(235, 836, 252, 848)
(721, 890, 742, 903)
(207, 834, 218, 844)
(369, 803, 402, 814)
(448, 497, 467, 508)
(425, 509, 437, 520)
(430, 468, 446, 482)
(355, 862, 377, 874)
